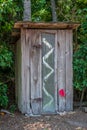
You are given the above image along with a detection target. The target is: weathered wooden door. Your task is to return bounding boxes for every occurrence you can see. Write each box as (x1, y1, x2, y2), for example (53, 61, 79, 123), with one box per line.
(41, 31, 56, 113)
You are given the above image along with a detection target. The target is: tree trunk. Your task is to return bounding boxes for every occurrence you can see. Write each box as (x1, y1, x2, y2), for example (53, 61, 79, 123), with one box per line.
(23, 0, 31, 21)
(50, 0, 57, 22)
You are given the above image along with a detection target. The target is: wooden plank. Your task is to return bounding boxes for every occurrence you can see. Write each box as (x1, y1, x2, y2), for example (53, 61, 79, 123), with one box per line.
(41, 29, 57, 113)
(65, 30, 73, 111)
(30, 30, 42, 115)
(14, 22, 80, 30)
(40, 30, 57, 34)
(15, 39, 23, 111)
(17, 29, 31, 114)
(42, 32, 55, 113)
(25, 29, 31, 114)
(57, 30, 66, 112)
(20, 28, 27, 113)
(54, 32, 58, 112)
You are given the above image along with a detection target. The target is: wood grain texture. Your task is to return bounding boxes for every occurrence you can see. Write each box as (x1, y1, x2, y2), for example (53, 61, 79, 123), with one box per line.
(20, 28, 26, 113)
(30, 30, 42, 115)
(14, 22, 80, 30)
(65, 30, 73, 111)
(54, 32, 58, 112)
(15, 28, 73, 115)
(25, 29, 31, 114)
(20, 28, 32, 114)
(57, 30, 66, 112)
(42, 32, 55, 113)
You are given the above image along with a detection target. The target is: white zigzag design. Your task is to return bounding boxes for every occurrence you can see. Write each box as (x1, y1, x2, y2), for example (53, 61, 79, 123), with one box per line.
(42, 38, 54, 110)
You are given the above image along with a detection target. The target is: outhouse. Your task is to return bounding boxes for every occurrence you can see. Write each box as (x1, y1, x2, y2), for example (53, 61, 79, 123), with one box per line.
(14, 22, 79, 115)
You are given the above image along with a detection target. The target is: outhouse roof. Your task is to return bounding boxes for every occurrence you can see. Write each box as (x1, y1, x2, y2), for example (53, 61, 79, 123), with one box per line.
(14, 21, 80, 30)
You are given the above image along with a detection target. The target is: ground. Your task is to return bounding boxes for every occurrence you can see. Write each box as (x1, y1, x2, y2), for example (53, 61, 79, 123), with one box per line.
(0, 109, 87, 130)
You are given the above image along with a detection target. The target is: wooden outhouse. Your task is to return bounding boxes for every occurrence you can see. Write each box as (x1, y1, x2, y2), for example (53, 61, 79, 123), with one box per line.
(14, 22, 79, 115)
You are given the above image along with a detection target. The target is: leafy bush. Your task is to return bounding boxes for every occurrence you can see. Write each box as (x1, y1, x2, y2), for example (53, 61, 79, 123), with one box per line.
(73, 22, 87, 91)
(73, 42, 87, 91)
(9, 104, 17, 113)
(0, 84, 8, 108)
(0, 42, 13, 69)
(0, 0, 23, 109)
(0, 42, 14, 108)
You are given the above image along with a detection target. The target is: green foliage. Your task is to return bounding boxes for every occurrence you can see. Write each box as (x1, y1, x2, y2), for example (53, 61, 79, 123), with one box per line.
(0, 0, 87, 106)
(0, 42, 13, 108)
(73, 21, 87, 91)
(0, 0, 23, 108)
(0, 0, 23, 39)
(73, 43, 87, 91)
(0, 42, 13, 69)
(32, 0, 51, 21)
(9, 104, 17, 113)
(0, 84, 8, 108)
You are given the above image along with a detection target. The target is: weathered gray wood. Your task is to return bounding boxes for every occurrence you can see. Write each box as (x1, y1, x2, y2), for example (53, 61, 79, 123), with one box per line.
(25, 29, 31, 114)
(57, 30, 66, 112)
(65, 30, 73, 111)
(30, 30, 42, 115)
(15, 26, 74, 115)
(14, 22, 80, 30)
(41, 30, 58, 112)
(42, 32, 55, 113)
(20, 28, 26, 113)
(16, 29, 31, 114)
(54, 32, 58, 112)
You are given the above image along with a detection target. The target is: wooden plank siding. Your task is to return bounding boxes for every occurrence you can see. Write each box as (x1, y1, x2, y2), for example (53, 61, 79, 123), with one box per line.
(57, 30, 66, 112)
(25, 29, 31, 114)
(41, 32, 55, 113)
(54, 32, 58, 112)
(20, 28, 27, 113)
(30, 30, 42, 115)
(17, 28, 31, 114)
(65, 30, 73, 111)
(15, 27, 75, 115)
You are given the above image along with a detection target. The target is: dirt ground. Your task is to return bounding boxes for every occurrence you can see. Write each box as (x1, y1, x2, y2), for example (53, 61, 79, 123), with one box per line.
(0, 109, 87, 130)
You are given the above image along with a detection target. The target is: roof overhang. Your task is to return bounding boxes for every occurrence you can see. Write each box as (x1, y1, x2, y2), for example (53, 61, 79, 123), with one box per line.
(14, 21, 80, 30)
(12, 21, 80, 43)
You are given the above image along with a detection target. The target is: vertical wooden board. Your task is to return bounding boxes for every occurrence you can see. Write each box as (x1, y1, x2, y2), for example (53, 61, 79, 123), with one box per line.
(54, 32, 58, 112)
(65, 30, 73, 111)
(15, 39, 23, 111)
(25, 29, 31, 114)
(18, 29, 31, 114)
(30, 30, 42, 115)
(15, 41, 18, 104)
(57, 30, 66, 112)
(42, 32, 55, 113)
(20, 28, 27, 113)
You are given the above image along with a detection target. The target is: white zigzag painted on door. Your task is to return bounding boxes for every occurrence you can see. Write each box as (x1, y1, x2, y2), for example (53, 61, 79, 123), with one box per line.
(42, 38, 54, 111)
